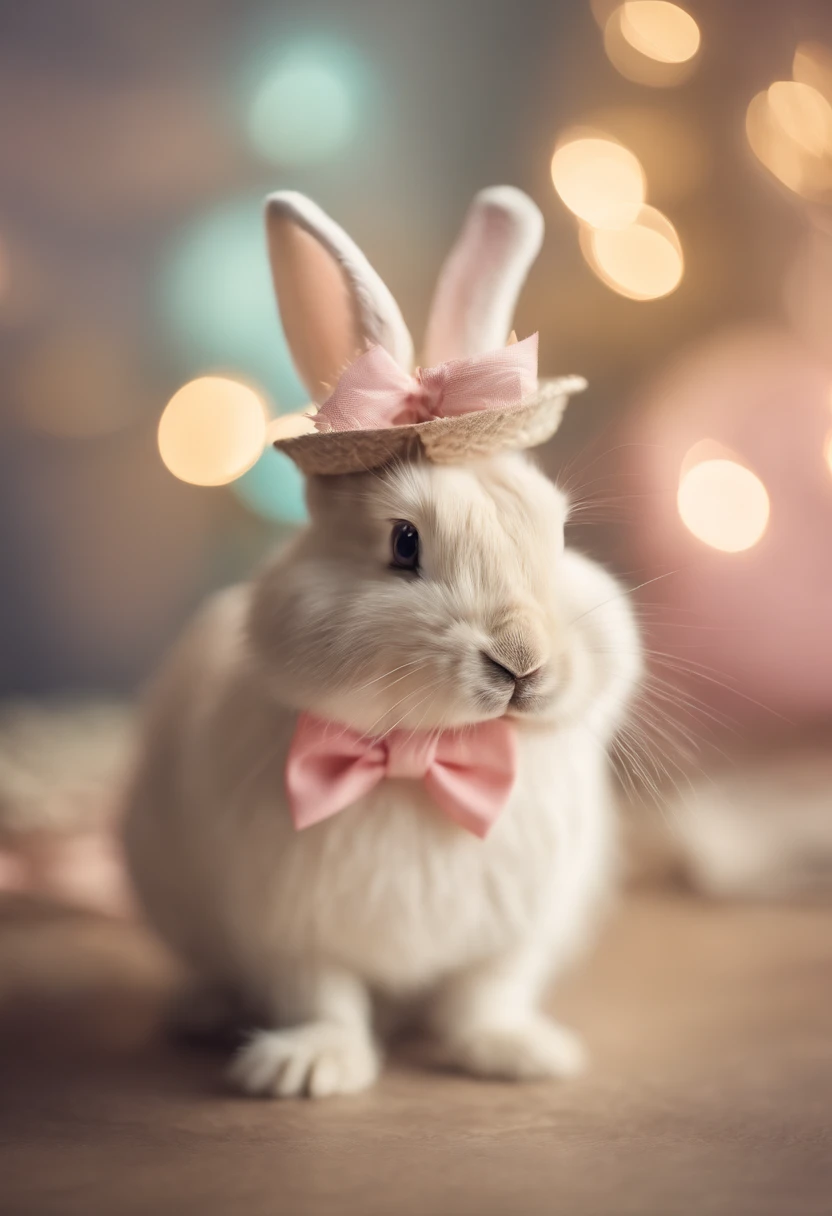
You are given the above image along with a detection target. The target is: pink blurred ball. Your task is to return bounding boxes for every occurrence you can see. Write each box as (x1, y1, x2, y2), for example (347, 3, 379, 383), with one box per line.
(626, 326, 832, 726)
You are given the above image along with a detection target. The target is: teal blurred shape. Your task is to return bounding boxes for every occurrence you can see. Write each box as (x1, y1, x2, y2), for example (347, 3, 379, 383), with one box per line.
(233, 445, 308, 525)
(245, 41, 364, 166)
(161, 196, 308, 410)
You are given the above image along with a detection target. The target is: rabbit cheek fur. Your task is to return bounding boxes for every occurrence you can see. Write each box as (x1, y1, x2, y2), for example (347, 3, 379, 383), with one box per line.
(124, 453, 642, 1097)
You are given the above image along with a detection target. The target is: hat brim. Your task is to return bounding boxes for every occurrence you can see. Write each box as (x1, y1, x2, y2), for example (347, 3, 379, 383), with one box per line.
(273, 376, 587, 475)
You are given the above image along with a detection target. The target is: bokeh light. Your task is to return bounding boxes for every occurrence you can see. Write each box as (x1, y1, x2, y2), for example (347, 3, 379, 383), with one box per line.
(232, 446, 308, 524)
(746, 91, 806, 195)
(629, 327, 832, 720)
(230, 413, 315, 525)
(747, 83, 832, 201)
(246, 44, 359, 166)
(0, 234, 48, 329)
(784, 231, 832, 370)
(590, 0, 618, 26)
(160, 197, 307, 410)
(550, 134, 646, 228)
(603, 3, 699, 87)
(158, 376, 267, 487)
(679, 437, 731, 476)
(265, 411, 318, 442)
(580, 204, 683, 300)
(13, 329, 143, 437)
(766, 81, 832, 158)
(677, 456, 770, 553)
(585, 105, 709, 204)
(619, 2, 700, 64)
(793, 42, 832, 106)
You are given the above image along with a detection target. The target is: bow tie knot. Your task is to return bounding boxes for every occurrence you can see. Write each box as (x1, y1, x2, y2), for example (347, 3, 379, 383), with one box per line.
(313, 334, 539, 435)
(399, 368, 448, 424)
(286, 714, 518, 838)
(383, 731, 439, 780)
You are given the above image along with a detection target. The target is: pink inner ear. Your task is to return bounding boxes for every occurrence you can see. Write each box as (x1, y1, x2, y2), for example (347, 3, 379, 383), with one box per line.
(270, 219, 362, 401)
(423, 188, 543, 365)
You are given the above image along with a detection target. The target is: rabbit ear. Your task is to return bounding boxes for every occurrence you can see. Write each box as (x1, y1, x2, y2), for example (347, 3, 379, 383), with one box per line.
(265, 192, 413, 403)
(423, 187, 544, 365)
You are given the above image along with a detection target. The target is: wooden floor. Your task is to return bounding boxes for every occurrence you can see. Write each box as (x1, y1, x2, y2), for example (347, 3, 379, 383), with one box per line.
(0, 889, 830, 1216)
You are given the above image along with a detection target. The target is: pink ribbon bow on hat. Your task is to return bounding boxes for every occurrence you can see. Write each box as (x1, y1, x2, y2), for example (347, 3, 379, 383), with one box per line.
(286, 713, 517, 838)
(315, 334, 539, 434)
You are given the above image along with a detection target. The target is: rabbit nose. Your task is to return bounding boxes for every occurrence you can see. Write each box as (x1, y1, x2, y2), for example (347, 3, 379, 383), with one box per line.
(487, 610, 549, 678)
(481, 653, 543, 691)
(515, 665, 543, 692)
(482, 653, 516, 687)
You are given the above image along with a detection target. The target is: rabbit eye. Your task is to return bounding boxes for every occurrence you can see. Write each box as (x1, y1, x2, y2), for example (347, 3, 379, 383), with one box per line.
(390, 520, 419, 571)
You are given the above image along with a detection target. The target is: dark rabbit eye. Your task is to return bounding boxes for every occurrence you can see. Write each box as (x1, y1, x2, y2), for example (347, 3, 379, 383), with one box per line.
(390, 520, 419, 571)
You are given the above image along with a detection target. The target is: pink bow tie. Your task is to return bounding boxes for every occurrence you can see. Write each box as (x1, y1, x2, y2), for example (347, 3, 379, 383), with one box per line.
(285, 714, 518, 838)
(314, 334, 539, 434)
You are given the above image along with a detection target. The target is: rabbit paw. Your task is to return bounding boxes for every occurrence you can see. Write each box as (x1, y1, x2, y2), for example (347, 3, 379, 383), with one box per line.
(440, 1015, 586, 1081)
(228, 1024, 380, 1099)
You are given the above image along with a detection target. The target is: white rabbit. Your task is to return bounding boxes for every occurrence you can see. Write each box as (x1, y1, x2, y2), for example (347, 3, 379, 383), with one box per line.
(123, 187, 642, 1098)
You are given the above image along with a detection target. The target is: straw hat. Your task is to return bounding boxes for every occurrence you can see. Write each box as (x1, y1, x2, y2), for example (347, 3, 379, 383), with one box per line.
(265, 188, 586, 477)
(272, 375, 586, 477)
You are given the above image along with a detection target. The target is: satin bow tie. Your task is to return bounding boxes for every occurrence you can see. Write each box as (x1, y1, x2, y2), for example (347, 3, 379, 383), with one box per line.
(285, 713, 518, 838)
(314, 334, 539, 434)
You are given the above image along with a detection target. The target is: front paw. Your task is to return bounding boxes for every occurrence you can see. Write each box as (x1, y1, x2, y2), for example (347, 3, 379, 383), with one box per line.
(228, 1024, 380, 1099)
(439, 1015, 586, 1081)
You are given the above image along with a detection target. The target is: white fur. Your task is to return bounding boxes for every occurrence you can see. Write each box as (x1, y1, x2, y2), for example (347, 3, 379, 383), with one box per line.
(670, 749, 832, 900)
(424, 187, 545, 363)
(123, 190, 642, 1098)
(124, 456, 641, 1096)
(265, 192, 413, 400)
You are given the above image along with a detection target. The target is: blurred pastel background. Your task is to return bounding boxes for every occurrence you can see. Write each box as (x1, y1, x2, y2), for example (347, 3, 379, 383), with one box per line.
(1, 0, 831, 851)
(3, 11, 832, 1211)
